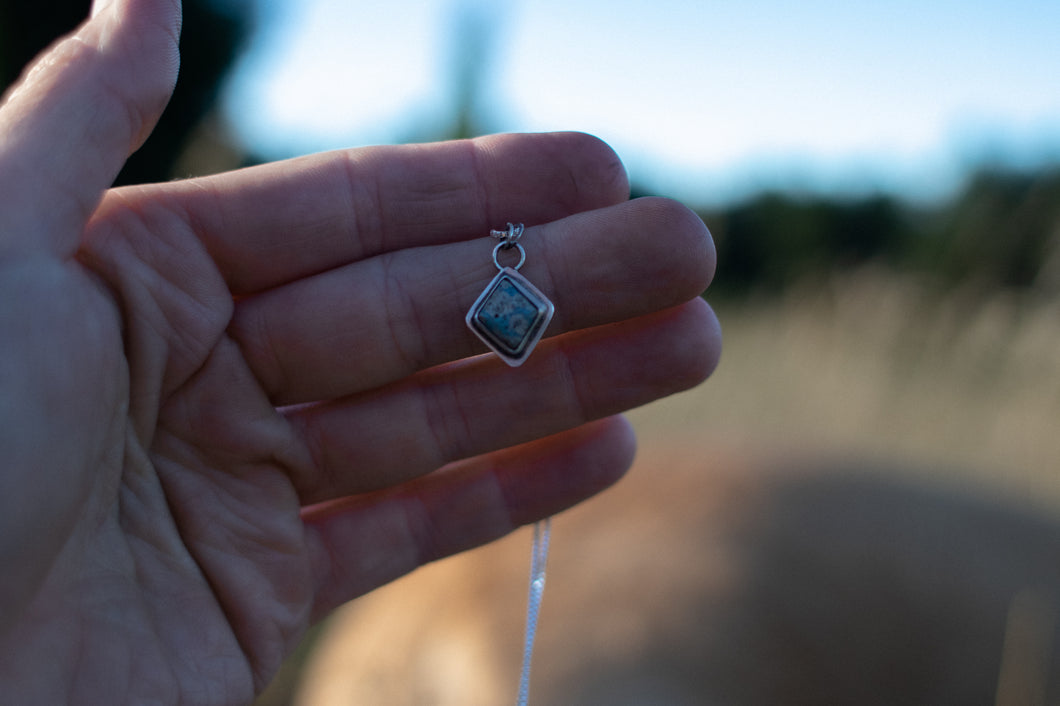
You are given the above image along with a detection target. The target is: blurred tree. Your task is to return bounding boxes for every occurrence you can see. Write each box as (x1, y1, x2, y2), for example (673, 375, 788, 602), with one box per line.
(397, 1, 502, 144)
(704, 192, 914, 295)
(700, 166, 1060, 300)
(927, 168, 1060, 292)
(443, 3, 496, 141)
(0, 0, 253, 184)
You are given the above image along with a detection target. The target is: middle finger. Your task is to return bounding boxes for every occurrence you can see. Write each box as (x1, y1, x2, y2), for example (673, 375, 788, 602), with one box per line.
(228, 197, 714, 405)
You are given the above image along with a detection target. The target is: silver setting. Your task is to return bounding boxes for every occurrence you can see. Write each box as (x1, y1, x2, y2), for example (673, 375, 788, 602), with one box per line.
(466, 223, 554, 367)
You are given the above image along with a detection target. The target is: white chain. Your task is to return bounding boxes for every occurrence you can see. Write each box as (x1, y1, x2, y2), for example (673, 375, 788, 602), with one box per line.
(516, 517, 552, 706)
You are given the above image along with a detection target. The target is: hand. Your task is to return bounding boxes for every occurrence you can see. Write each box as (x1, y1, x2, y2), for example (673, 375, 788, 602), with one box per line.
(0, 1, 721, 704)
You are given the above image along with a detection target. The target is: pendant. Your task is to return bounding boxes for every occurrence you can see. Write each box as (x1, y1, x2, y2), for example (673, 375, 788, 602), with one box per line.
(466, 224, 555, 367)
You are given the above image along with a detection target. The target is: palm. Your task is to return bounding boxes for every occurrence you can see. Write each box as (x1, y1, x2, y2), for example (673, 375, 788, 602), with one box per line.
(1, 190, 315, 702)
(0, 3, 720, 705)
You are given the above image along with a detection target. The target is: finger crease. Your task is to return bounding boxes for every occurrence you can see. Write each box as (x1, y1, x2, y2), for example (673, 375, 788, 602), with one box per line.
(557, 339, 592, 427)
(400, 493, 444, 566)
(466, 140, 495, 230)
(342, 153, 385, 258)
(379, 256, 426, 372)
(417, 376, 467, 469)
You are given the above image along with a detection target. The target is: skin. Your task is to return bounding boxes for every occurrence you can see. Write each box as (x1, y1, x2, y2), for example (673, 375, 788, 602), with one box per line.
(0, 0, 722, 703)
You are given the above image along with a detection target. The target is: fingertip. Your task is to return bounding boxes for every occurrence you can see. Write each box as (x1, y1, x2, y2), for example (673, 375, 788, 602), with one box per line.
(498, 416, 638, 527)
(696, 297, 724, 383)
(91, 0, 116, 18)
(0, 0, 181, 253)
(548, 196, 715, 320)
(82, 0, 182, 149)
(474, 131, 630, 217)
(659, 297, 724, 392)
(550, 131, 631, 206)
(582, 414, 639, 493)
(630, 196, 717, 294)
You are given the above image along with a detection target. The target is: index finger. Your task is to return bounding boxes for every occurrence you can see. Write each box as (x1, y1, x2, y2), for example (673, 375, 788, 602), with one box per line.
(155, 132, 630, 294)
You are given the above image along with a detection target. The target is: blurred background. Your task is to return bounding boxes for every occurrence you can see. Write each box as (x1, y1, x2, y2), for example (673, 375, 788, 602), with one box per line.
(4, 0, 1059, 703)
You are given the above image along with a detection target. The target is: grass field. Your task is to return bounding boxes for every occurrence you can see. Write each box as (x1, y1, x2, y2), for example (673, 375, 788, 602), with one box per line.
(258, 268, 1060, 705)
(680, 270, 1060, 509)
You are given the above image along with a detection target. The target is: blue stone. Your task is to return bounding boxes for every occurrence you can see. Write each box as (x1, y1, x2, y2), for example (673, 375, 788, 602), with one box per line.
(466, 268, 554, 366)
(475, 277, 543, 354)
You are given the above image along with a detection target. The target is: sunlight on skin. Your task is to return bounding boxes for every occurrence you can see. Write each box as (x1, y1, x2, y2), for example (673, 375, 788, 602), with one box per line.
(0, 2, 720, 704)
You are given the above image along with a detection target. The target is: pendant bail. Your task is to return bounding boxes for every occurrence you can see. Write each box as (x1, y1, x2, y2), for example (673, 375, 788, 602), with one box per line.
(490, 222, 524, 249)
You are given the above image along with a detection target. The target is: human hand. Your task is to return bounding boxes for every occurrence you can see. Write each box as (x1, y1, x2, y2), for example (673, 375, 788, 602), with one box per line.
(0, 1, 721, 704)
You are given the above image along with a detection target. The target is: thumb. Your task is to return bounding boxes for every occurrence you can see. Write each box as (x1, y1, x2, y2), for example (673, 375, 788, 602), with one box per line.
(0, 0, 182, 257)
(91, 0, 117, 17)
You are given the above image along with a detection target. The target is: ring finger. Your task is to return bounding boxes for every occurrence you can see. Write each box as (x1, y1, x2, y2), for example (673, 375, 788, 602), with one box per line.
(285, 297, 720, 504)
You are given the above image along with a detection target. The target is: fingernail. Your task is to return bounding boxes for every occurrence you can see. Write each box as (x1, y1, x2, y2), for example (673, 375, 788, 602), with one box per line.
(91, 0, 116, 18)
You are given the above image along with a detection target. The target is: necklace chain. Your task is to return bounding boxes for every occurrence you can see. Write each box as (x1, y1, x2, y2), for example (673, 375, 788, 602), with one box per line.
(516, 517, 552, 706)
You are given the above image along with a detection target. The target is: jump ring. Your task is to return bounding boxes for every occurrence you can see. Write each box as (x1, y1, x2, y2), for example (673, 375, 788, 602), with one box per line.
(492, 241, 526, 271)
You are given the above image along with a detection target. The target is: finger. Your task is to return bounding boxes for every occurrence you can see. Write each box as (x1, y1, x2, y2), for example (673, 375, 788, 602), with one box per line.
(285, 298, 720, 504)
(303, 415, 636, 620)
(229, 197, 715, 404)
(0, 0, 181, 256)
(160, 131, 629, 294)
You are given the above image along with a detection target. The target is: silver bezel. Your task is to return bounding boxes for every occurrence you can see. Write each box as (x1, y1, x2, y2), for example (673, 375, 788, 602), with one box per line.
(465, 267, 555, 367)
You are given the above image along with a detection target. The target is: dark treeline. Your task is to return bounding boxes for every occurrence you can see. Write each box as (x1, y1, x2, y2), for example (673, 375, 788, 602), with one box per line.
(684, 166, 1060, 300)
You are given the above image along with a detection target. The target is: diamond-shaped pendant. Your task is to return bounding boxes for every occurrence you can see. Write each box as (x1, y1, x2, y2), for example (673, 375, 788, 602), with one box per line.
(466, 267, 555, 367)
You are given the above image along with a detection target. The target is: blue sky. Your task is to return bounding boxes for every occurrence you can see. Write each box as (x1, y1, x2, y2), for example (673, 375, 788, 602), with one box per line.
(223, 0, 1060, 204)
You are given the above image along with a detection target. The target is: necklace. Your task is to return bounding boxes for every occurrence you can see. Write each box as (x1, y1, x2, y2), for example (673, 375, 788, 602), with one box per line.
(466, 224, 555, 703)
(465, 222, 555, 367)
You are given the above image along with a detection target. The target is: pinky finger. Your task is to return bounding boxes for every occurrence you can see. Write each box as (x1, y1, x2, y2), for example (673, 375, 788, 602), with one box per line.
(303, 415, 636, 621)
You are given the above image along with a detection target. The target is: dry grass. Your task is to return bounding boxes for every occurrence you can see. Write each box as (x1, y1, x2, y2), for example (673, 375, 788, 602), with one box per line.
(257, 269, 1060, 705)
(641, 268, 1060, 511)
